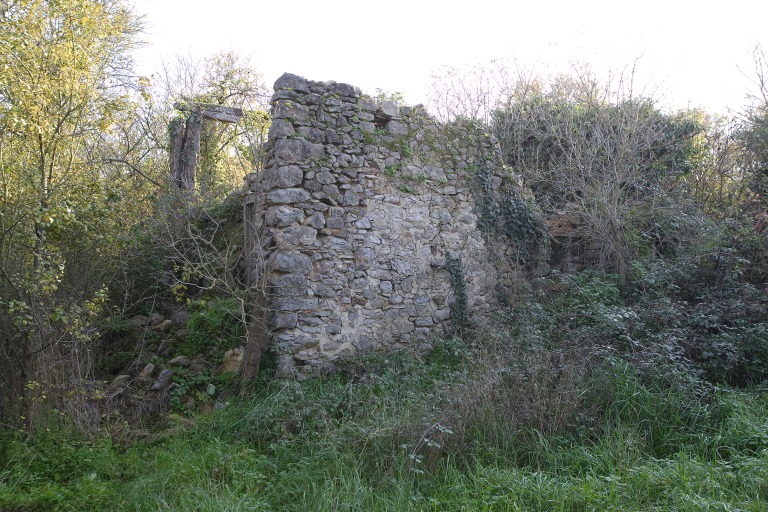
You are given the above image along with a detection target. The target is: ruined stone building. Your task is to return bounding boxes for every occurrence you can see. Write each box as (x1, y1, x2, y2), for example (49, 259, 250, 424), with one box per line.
(244, 73, 534, 373)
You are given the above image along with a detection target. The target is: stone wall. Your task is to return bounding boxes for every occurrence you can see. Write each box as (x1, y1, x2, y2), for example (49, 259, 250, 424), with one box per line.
(244, 73, 523, 373)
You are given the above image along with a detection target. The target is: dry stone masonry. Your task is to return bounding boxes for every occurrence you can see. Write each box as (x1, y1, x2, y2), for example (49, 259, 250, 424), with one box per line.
(244, 73, 526, 373)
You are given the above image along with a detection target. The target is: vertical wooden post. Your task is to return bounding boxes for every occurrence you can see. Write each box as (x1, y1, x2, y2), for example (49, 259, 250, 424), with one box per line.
(169, 103, 244, 193)
(240, 197, 270, 389)
(169, 112, 203, 192)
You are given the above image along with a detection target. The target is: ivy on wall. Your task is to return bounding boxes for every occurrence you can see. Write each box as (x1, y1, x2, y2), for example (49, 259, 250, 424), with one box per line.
(446, 256, 468, 336)
(472, 165, 549, 268)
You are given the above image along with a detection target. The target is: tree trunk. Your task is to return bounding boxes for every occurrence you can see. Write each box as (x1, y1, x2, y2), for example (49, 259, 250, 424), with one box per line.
(169, 113, 203, 192)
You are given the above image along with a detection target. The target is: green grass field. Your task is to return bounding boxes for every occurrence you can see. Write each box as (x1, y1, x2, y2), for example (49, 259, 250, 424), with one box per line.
(3, 335, 768, 511)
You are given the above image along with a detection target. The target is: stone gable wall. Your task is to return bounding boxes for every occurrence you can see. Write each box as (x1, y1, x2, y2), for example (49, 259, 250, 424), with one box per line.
(244, 72, 520, 373)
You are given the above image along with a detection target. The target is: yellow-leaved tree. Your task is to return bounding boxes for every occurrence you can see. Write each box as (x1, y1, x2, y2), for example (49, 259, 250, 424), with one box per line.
(0, 0, 141, 430)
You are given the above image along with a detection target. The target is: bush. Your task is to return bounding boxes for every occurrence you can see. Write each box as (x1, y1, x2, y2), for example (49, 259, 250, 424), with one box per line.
(179, 297, 245, 356)
(625, 232, 768, 386)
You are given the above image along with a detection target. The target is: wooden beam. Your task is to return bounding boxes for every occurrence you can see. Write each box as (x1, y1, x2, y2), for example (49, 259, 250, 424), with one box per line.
(173, 102, 245, 124)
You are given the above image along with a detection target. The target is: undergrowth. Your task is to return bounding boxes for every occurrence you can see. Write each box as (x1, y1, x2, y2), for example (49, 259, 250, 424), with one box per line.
(3, 343, 768, 510)
(3, 267, 768, 510)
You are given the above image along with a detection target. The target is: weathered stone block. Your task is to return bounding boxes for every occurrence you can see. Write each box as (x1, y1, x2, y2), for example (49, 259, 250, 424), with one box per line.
(267, 188, 312, 204)
(305, 93, 323, 105)
(423, 165, 447, 181)
(326, 129, 341, 144)
(343, 191, 360, 206)
(273, 89, 301, 101)
(293, 336, 320, 349)
(274, 138, 325, 165)
(262, 165, 303, 189)
(392, 259, 412, 274)
(325, 207, 345, 228)
(270, 311, 298, 330)
(297, 126, 326, 144)
(265, 205, 304, 227)
(322, 184, 340, 197)
(272, 251, 312, 274)
(274, 72, 310, 92)
(385, 120, 408, 136)
(274, 296, 319, 312)
(316, 170, 335, 185)
(334, 82, 360, 97)
(399, 276, 414, 293)
(268, 119, 295, 139)
(415, 316, 434, 327)
(277, 225, 318, 247)
(314, 285, 337, 298)
(305, 212, 326, 229)
(414, 328, 432, 338)
(325, 236, 352, 253)
(269, 272, 309, 291)
(273, 100, 309, 123)
(379, 100, 400, 118)
(325, 324, 342, 335)
(392, 317, 415, 334)
(353, 217, 372, 229)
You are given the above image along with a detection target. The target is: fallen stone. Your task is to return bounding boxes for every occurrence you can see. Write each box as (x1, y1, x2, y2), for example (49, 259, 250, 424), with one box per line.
(157, 339, 172, 357)
(138, 363, 156, 380)
(151, 369, 175, 391)
(168, 355, 190, 367)
(152, 319, 174, 332)
(170, 309, 191, 326)
(220, 347, 243, 373)
(104, 375, 131, 398)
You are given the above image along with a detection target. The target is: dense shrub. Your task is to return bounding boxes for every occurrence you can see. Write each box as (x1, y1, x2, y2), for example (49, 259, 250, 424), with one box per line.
(179, 297, 245, 356)
(624, 219, 768, 386)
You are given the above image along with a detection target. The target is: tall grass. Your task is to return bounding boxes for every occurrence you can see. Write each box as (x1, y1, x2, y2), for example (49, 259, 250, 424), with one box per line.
(3, 338, 768, 511)
(3, 269, 768, 510)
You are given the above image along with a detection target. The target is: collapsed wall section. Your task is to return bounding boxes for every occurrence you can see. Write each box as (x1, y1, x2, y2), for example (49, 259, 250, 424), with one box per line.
(244, 72, 520, 373)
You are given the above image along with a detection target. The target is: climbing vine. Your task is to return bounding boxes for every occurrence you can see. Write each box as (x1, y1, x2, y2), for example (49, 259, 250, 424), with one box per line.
(473, 165, 549, 268)
(446, 256, 468, 336)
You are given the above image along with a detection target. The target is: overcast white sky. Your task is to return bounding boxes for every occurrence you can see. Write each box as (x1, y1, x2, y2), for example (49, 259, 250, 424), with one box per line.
(131, 0, 768, 114)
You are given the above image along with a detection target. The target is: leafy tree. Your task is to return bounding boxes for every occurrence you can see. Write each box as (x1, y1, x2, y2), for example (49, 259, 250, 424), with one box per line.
(0, 0, 141, 429)
(736, 45, 768, 215)
(680, 111, 751, 217)
(491, 73, 700, 275)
